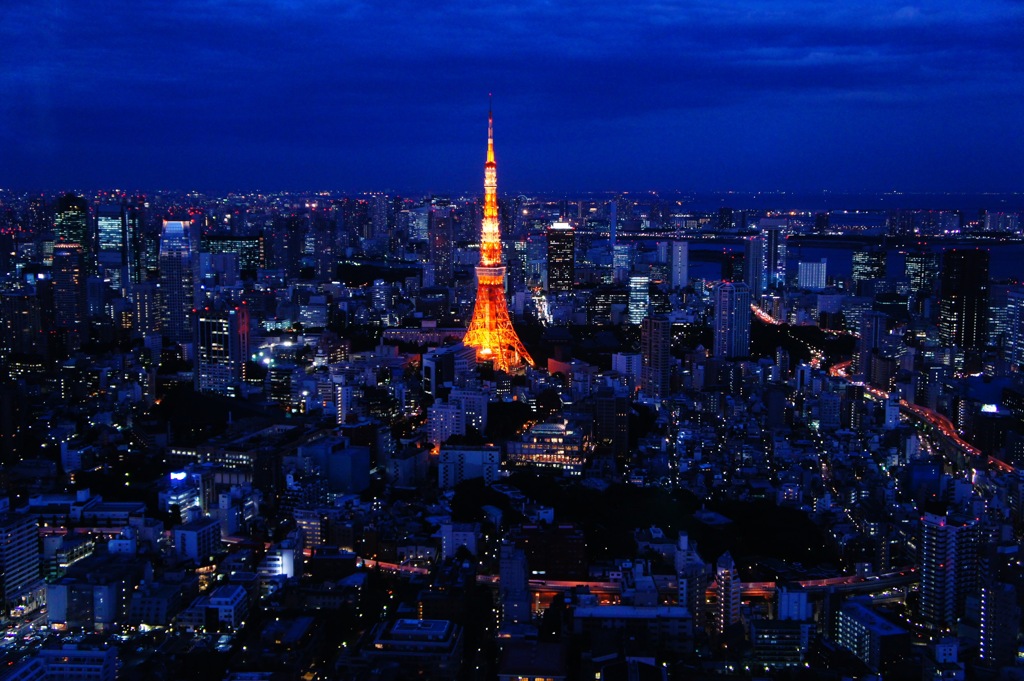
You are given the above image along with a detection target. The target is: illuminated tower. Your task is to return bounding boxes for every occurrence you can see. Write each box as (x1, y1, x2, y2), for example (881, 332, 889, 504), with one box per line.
(463, 101, 534, 372)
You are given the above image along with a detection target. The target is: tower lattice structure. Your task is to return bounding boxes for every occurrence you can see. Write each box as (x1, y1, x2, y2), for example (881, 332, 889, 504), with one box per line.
(462, 102, 534, 373)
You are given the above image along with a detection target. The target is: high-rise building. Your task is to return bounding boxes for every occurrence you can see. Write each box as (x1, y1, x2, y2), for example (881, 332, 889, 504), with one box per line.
(905, 249, 939, 298)
(1006, 287, 1024, 369)
(54, 193, 91, 273)
(713, 281, 751, 360)
(201, 235, 264, 275)
(462, 103, 533, 373)
(742, 235, 764, 299)
(714, 551, 741, 636)
(918, 511, 957, 631)
(158, 220, 196, 345)
(129, 281, 160, 337)
(978, 581, 1019, 669)
(428, 206, 454, 288)
(0, 508, 41, 609)
(797, 259, 827, 290)
(608, 201, 617, 246)
(761, 219, 786, 289)
(671, 240, 688, 289)
(546, 221, 574, 293)
(852, 248, 886, 296)
(95, 203, 136, 291)
(717, 207, 734, 232)
(0, 291, 43, 363)
(856, 311, 887, 377)
(499, 542, 530, 625)
(939, 249, 989, 350)
(194, 306, 249, 396)
(52, 244, 86, 352)
(641, 315, 672, 398)
(627, 273, 649, 325)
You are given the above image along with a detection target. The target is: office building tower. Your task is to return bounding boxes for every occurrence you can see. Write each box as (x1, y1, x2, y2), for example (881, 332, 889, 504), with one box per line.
(546, 221, 574, 292)
(627, 273, 649, 325)
(761, 219, 786, 289)
(428, 206, 454, 288)
(905, 249, 939, 298)
(797, 259, 827, 290)
(52, 244, 86, 352)
(671, 240, 688, 289)
(851, 248, 886, 295)
(194, 306, 249, 396)
(1006, 287, 1024, 368)
(54, 193, 91, 273)
(608, 200, 617, 246)
(462, 103, 534, 372)
(0, 509, 41, 609)
(743, 235, 764, 298)
(713, 281, 751, 360)
(641, 315, 672, 398)
(129, 281, 159, 337)
(96, 204, 127, 289)
(717, 207, 734, 231)
(939, 249, 989, 350)
(714, 551, 741, 636)
(201, 235, 265, 275)
(856, 311, 887, 377)
(158, 220, 196, 345)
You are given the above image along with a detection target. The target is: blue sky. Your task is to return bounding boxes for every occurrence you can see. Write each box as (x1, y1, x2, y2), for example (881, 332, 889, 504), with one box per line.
(3, 0, 1022, 193)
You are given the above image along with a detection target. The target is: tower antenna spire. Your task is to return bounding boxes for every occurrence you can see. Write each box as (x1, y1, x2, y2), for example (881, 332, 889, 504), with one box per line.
(463, 97, 534, 372)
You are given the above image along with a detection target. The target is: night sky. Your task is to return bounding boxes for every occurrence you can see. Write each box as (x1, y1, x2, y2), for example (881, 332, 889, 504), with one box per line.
(3, 0, 1022, 193)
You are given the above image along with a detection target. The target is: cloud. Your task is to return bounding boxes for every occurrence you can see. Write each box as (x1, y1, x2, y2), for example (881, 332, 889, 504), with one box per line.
(1, 0, 1022, 191)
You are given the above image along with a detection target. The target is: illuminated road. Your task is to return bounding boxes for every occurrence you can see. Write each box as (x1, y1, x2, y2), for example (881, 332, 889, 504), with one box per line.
(751, 305, 827, 368)
(828, 360, 1013, 471)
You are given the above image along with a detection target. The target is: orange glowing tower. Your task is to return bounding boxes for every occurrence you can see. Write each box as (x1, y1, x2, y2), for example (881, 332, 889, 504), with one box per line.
(463, 100, 534, 373)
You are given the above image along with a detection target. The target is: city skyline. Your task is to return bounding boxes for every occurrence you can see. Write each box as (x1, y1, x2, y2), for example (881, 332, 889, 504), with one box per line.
(3, 1, 1023, 193)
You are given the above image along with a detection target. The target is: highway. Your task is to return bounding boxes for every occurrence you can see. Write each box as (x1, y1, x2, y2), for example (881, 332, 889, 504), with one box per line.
(828, 360, 1014, 472)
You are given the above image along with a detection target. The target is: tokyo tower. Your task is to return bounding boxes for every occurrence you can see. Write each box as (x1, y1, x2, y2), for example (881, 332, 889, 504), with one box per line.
(462, 100, 534, 373)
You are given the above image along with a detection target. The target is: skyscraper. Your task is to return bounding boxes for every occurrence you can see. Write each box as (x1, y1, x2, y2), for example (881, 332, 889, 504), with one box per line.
(856, 311, 887, 377)
(627, 273, 649, 325)
(608, 201, 617, 247)
(546, 221, 574, 293)
(713, 281, 751, 360)
(96, 203, 134, 291)
(939, 249, 989, 350)
(905, 249, 939, 298)
(641, 315, 672, 398)
(54, 193, 90, 264)
(797, 259, 827, 290)
(671, 240, 688, 289)
(1006, 287, 1024, 369)
(194, 306, 249, 396)
(852, 248, 886, 296)
(158, 220, 196, 345)
(761, 219, 786, 289)
(462, 102, 533, 373)
(742, 235, 764, 299)
(52, 244, 86, 353)
(428, 206, 454, 288)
